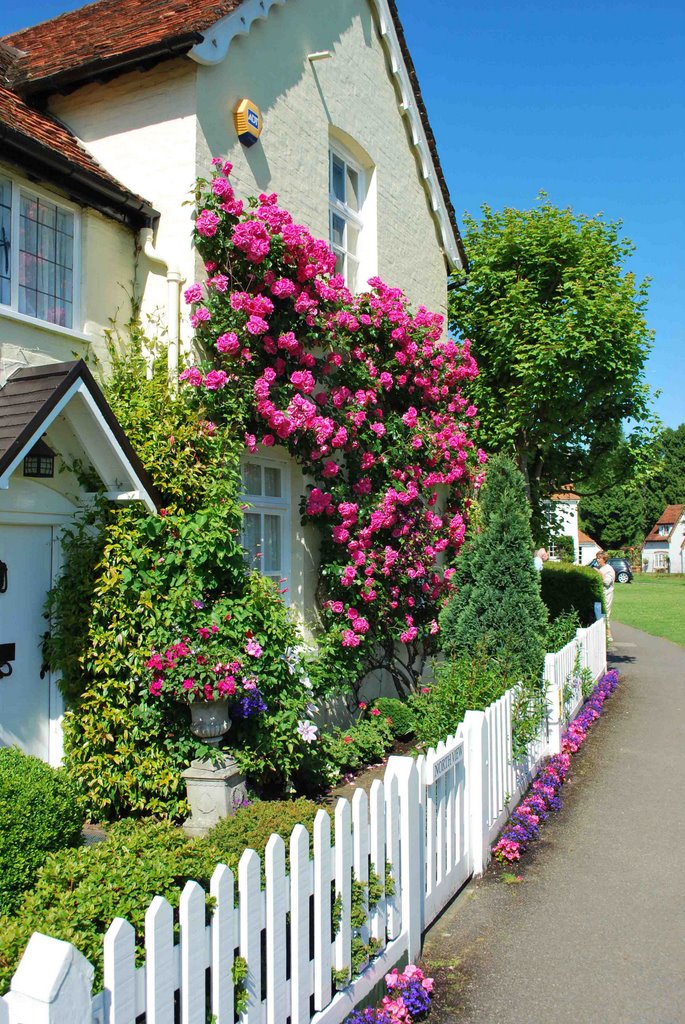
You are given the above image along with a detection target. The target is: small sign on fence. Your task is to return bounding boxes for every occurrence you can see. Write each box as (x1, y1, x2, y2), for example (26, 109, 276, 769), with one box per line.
(426, 742, 464, 784)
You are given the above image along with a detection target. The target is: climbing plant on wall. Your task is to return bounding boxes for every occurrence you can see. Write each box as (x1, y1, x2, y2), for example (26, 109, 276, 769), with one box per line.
(180, 160, 485, 694)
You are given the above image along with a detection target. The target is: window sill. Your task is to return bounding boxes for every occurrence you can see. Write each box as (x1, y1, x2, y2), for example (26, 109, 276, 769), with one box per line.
(0, 306, 93, 344)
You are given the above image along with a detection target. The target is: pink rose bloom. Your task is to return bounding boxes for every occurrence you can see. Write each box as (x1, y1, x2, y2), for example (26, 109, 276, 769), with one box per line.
(183, 283, 203, 304)
(203, 370, 228, 391)
(341, 630, 361, 648)
(149, 680, 163, 696)
(262, 434, 275, 446)
(179, 366, 203, 387)
(322, 461, 339, 478)
(216, 332, 240, 354)
(196, 209, 220, 237)
(246, 315, 269, 335)
(245, 639, 263, 658)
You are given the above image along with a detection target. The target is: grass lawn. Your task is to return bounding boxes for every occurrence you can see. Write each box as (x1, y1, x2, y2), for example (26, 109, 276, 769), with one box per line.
(612, 573, 685, 647)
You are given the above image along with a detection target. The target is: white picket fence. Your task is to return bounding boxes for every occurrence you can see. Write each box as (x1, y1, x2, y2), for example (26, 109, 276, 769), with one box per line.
(1, 619, 607, 1024)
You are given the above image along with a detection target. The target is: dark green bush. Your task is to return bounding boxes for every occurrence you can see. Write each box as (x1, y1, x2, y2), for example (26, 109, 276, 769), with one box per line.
(439, 454, 548, 684)
(540, 563, 604, 626)
(0, 749, 84, 914)
(371, 698, 416, 738)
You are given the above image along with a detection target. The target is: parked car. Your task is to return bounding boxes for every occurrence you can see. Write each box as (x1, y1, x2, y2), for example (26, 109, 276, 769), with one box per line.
(589, 557, 633, 583)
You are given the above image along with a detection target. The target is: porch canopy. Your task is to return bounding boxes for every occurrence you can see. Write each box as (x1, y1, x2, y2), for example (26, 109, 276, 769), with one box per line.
(0, 359, 160, 512)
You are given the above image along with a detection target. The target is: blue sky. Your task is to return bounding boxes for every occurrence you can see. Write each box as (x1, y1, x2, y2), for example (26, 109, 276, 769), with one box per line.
(2, 0, 683, 427)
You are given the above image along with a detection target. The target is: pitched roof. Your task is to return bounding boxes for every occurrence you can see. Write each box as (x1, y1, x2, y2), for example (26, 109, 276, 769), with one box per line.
(550, 489, 581, 502)
(2, 0, 236, 92)
(2, 0, 466, 267)
(644, 504, 685, 543)
(578, 529, 598, 546)
(0, 360, 161, 510)
(0, 80, 157, 227)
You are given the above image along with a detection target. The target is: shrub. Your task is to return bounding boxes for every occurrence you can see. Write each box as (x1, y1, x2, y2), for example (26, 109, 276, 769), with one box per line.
(0, 797, 322, 991)
(321, 716, 394, 779)
(208, 797, 320, 875)
(439, 454, 548, 684)
(544, 609, 581, 653)
(540, 563, 604, 626)
(408, 657, 505, 750)
(0, 819, 218, 991)
(0, 749, 84, 914)
(371, 698, 416, 738)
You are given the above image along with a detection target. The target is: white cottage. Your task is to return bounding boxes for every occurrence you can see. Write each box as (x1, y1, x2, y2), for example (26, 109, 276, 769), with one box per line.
(1, 0, 466, 757)
(642, 504, 685, 574)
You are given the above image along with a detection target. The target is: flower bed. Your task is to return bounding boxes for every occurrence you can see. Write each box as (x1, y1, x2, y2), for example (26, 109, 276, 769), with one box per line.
(346, 964, 433, 1024)
(493, 669, 620, 863)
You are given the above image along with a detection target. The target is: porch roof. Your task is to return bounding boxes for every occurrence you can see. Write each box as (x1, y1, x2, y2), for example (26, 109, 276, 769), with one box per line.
(0, 359, 160, 511)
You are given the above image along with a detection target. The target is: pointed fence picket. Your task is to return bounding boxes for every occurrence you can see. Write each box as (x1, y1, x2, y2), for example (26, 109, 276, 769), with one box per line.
(1, 627, 610, 1024)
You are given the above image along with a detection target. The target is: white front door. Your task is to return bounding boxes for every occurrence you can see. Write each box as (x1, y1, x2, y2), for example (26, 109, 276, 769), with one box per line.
(0, 525, 55, 761)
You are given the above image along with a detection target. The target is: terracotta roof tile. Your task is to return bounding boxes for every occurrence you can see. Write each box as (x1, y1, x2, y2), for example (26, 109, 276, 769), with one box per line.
(3, 0, 241, 89)
(0, 82, 156, 224)
(644, 504, 685, 543)
(2, 0, 464, 262)
(578, 529, 598, 546)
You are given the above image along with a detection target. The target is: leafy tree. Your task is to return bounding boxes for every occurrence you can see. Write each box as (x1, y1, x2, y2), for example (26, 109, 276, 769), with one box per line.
(449, 197, 656, 509)
(439, 454, 548, 682)
(580, 423, 685, 547)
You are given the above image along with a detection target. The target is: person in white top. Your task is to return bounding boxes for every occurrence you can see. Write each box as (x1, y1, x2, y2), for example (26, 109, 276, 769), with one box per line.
(595, 551, 616, 642)
(533, 548, 549, 571)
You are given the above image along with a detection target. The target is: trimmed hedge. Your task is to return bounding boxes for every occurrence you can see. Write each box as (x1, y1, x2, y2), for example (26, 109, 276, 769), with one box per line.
(0, 798, 319, 992)
(540, 563, 605, 626)
(0, 748, 84, 914)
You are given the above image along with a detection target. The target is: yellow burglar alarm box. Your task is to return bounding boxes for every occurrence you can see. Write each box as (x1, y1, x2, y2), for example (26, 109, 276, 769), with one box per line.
(233, 98, 262, 147)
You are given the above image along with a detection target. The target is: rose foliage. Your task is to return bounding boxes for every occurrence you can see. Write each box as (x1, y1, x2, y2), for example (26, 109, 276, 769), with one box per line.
(180, 159, 485, 692)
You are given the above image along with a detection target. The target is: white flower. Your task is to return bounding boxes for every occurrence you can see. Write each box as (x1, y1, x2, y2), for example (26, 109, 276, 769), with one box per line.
(297, 720, 318, 743)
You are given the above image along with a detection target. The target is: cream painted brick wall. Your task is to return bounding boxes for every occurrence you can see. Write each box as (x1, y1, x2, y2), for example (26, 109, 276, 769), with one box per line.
(49, 60, 199, 344)
(195, 0, 448, 317)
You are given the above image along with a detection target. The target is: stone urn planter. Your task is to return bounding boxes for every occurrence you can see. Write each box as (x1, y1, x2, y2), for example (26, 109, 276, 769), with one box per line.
(183, 700, 247, 837)
(189, 698, 231, 746)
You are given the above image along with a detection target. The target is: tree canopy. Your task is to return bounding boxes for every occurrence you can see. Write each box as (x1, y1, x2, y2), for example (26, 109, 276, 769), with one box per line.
(579, 423, 685, 549)
(449, 197, 656, 509)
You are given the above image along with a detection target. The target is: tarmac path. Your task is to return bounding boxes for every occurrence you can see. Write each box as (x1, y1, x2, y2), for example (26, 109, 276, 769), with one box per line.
(422, 622, 685, 1024)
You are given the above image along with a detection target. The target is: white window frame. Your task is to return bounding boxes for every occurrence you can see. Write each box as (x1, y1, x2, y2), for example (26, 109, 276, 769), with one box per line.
(653, 551, 668, 569)
(240, 456, 291, 601)
(0, 173, 81, 331)
(329, 144, 365, 292)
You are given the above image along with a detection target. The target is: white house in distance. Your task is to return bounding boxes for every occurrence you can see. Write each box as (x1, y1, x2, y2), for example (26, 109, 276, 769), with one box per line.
(1, 0, 466, 759)
(547, 489, 581, 563)
(578, 528, 600, 566)
(642, 504, 685, 574)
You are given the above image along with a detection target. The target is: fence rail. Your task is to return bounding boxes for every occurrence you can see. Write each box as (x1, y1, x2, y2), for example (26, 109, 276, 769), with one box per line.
(2, 619, 607, 1024)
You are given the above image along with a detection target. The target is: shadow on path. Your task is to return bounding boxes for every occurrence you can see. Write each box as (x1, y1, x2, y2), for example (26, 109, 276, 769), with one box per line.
(422, 622, 685, 1024)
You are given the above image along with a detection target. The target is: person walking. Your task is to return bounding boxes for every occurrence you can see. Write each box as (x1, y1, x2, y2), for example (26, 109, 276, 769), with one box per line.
(595, 550, 616, 642)
(533, 548, 549, 571)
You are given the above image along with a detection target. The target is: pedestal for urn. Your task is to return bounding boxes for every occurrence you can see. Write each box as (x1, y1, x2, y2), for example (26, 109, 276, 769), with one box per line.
(182, 754, 248, 836)
(182, 699, 248, 836)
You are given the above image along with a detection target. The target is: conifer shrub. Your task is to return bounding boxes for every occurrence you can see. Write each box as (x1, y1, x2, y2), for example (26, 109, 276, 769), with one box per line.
(540, 563, 605, 626)
(0, 749, 83, 914)
(439, 454, 548, 683)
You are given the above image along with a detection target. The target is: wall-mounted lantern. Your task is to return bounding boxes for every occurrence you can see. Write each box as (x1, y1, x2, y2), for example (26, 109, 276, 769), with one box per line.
(23, 438, 55, 478)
